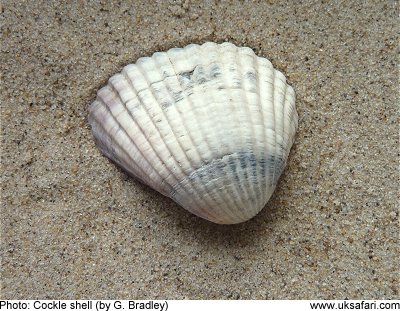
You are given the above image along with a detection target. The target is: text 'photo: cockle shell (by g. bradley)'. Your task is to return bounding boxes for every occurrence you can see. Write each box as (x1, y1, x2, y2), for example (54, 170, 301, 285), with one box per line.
(88, 42, 298, 224)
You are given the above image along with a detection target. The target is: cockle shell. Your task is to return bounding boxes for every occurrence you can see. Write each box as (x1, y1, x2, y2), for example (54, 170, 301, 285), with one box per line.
(88, 42, 298, 224)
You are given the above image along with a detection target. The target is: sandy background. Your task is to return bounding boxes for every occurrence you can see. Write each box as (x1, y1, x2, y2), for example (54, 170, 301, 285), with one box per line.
(1, 0, 398, 299)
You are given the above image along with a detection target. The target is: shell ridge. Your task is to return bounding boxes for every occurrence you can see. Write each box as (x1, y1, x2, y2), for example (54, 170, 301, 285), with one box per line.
(257, 56, 274, 204)
(259, 59, 278, 199)
(90, 116, 156, 189)
(235, 47, 260, 219)
(216, 45, 258, 222)
(172, 151, 267, 223)
(201, 44, 247, 219)
(282, 86, 295, 157)
(125, 70, 219, 223)
(270, 68, 279, 187)
(278, 74, 290, 178)
(285, 87, 298, 149)
(173, 66, 240, 222)
(255, 55, 268, 210)
(93, 94, 171, 195)
(157, 49, 233, 222)
(196, 44, 246, 222)
(184, 45, 246, 223)
(227, 47, 259, 221)
(246, 50, 265, 214)
(186, 45, 252, 224)
(213, 44, 251, 221)
(282, 83, 291, 175)
(230, 47, 261, 220)
(222, 47, 253, 209)
(144, 53, 225, 222)
(277, 74, 288, 177)
(118, 69, 187, 179)
(106, 71, 222, 222)
(167, 45, 238, 223)
(232, 48, 258, 220)
(104, 80, 180, 191)
(222, 46, 256, 219)
(272, 70, 288, 185)
(271, 70, 281, 187)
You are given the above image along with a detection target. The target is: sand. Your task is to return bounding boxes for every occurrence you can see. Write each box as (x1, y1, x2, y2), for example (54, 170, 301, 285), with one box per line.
(1, 0, 398, 299)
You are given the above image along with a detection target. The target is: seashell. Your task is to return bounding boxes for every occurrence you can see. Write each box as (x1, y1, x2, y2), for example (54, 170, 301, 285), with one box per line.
(88, 42, 298, 224)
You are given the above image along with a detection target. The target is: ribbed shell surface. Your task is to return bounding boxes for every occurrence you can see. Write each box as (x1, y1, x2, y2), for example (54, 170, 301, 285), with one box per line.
(88, 42, 298, 224)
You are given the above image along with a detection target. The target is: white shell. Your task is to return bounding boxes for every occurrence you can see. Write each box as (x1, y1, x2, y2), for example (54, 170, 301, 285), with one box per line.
(88, 42, 298, 224)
